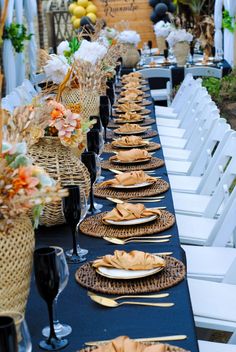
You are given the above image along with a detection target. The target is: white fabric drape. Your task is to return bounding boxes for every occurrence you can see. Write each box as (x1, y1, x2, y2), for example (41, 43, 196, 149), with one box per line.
(24, 0, 37, 76)
(223, 0, 235, 66)
(15, 0, 25, 86)
(214, 0, 223, 51)
(1, 0, 16, 94)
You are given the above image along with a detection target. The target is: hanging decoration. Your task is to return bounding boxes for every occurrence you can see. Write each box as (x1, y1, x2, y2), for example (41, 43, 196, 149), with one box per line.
(149, 0, 176, 24)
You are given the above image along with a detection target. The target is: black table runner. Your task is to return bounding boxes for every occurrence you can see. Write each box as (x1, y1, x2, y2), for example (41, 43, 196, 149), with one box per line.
(26, 84, 199, 352)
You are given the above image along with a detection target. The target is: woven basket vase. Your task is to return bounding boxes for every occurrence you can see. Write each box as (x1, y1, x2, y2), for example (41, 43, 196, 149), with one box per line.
(61, 88, 100, 121)
(29, 137, 90, 227)
(173, 41, 190, 66)
(0, 216, 34, 314)
(122, 44, 140, 68)
(156, 36, 166, 54)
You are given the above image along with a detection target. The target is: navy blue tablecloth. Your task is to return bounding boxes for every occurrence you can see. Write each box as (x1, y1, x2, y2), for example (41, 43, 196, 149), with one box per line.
(26, 86, 199, 352)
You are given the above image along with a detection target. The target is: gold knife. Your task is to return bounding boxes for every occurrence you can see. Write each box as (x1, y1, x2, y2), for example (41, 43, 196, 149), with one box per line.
(85, 335, 187, 346)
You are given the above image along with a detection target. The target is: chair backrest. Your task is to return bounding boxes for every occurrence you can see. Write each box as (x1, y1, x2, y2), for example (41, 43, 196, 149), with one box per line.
(2, 91, 22, 113)
(140, 68, 172, 79)
(185, 66, 223, 79)
(206, 177, 236, 246)
(30, 72, 46, 92)
(22, 79, 38, 98)
(171, 73, 195, 111)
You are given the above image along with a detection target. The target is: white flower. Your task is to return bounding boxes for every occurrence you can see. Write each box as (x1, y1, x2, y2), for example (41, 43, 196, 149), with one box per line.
(118, 30, 141, 46)
(167, 29, 193, 47)
(154, 21, 173, 38)
(73, 40, 107, 65)
(57, 40, 70, 55)
(104, 27, 117, 39)
(44, 55, 70, 84)
(98, 35, 110, 48)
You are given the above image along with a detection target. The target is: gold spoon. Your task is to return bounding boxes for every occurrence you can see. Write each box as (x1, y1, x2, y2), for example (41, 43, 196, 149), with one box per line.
(89, 295, 174, 308)
(85, 335, 187, 346)
(87, 291, 170, 300)
(106, 197, 166, 205)
(103, 235, 171, 245)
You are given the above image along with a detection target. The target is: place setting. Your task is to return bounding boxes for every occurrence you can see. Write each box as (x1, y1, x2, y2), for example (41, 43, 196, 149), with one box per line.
(75, 249, 186, 296)
(107, 125, 158, 140)
(94, 170, 169, 201)
(101, 148, 165, 172)
(79, 202, 175, 239)
(104, 136, 161, 153)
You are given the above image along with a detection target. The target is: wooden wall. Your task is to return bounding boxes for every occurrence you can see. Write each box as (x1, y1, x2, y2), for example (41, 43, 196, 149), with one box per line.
(93, 0, 156, 47)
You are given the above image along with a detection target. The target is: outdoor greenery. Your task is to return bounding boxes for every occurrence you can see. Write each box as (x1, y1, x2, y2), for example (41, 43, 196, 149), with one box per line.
(222, 10, 236, 33)
(3, 23, 32, 53)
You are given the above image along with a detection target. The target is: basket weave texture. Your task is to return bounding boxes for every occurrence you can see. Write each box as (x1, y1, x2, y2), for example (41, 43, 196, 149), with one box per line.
(61, 87, 100, 120)
(29, 137, 90, 227)
(0, 216, 34, 314)
(173, 42, 190, 66)
(122, 44, 140, 68)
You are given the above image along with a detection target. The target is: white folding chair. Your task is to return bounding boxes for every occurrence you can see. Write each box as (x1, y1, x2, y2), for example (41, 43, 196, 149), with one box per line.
(177, 182, 236, 246)
(140, 68, 172, 102)
(168, 127, 232, 192)
(2, 91, 22, 113)
(198, 340, 236, 352)
(185, 66, 223, 79)
(188, 277, 236, 344)
(30, 72, 46, 92)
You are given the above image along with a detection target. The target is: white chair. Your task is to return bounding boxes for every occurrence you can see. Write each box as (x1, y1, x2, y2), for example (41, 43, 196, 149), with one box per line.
(168, 127, 232, 192)
(140, 68, 172, 102)
(182, 245, 236, 282)
(1, 91, 22, 113)
(185, 66, 223, 79)
(177, 182, 236, 246)
(155, 73, 195, 118)
(198, 340, 236, 352)
(188, 278, 236, 344)
(30, 72, 46, 92)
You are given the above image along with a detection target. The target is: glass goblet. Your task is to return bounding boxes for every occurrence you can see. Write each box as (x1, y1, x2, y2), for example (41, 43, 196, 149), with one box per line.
(0, 316, 18, 352)
(42, 247, 72, 339)
(34, 247, 68, 350)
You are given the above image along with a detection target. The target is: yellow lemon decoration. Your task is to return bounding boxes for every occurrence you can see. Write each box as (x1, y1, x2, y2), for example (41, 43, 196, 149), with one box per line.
(77, 0, 89, 7)
(86, 4, 97, 14)
(87, 12, 96, 23)
(71, 15, 76, 23)
(73, 5, 86, 17)
(68, 3, 77, 14)
(73, 18, 81, 29)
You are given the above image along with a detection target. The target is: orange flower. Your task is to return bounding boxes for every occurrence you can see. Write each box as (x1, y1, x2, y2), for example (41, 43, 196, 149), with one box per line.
(51, 108, 64, 120)
(12, 167, 39, 196)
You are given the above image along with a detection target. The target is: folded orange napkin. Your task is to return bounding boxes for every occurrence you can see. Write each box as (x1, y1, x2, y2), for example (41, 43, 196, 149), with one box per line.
(102, 203, 161, 223)
(110, 149, 151, 162)
(117, 102, 142, 112)
(112, 136, 146, 146)
(93, 250, 165, 271)
(124, 82, 141, 89)
(92, 336, 166, 352)
(116, 124, 146, 133)
(123, 71, 143, 79)
(100, 171, 157, 187)
(119, 93, 141, 102)
(121, 88, 144, 97)
(122, 77, 141, 84)
(118, 112, 142, 121)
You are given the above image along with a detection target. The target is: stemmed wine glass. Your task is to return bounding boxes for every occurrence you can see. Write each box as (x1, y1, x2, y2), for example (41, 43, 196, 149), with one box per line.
(90, 115, 103, 133)
(164, 48, 169, 62)
(0, 312, 32, 352)
(42, 247, 72, 339)
(100, 96, 111, 142)
(106, 79, 115, 107)
(34, 247, 68, 350)
(148, 40, 152, 55)
(0, 316, 18, 352)
(63, 185, 88, 263)
(81, 151, 99, 214)
(189, 44, 194, 64)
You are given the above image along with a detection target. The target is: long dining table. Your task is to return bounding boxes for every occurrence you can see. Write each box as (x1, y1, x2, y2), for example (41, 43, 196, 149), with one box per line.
(26, 79, 199, 352)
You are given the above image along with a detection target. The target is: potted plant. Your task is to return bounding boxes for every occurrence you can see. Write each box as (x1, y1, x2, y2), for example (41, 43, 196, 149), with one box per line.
(117, 30, 141, 68)
(154, 21, 173, 54)
(167, 29, 193, 65)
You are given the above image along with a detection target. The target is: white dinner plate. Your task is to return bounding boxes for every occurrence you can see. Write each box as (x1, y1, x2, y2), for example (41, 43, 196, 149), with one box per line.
(96, 264, 164, 280)
(111, 181, 153, 189)
(104, 214, 157, 226)
(111, 157, 151, 164)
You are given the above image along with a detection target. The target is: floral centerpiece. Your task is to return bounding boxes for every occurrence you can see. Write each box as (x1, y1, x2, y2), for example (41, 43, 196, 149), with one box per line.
(167, 29, 193, 66)
(117, 30, 141, 68)
(0, 140, 67, 314)
(154, 21, 173, 53)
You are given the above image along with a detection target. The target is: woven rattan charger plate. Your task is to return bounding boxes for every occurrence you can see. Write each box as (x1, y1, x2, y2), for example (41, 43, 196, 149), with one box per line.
(94, 179, 169, 200)
(79, 343, 188, 352)
(107, 130, 158, 140)
(75, 255, 185, 295)
(108, 118, 155, 128)
(101, 157, 164, 171)
(79, 210, 175, 239)
(104, 142, 161, 154)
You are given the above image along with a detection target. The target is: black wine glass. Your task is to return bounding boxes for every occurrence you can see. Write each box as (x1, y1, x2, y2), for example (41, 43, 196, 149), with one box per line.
(190, 44, 194, 64)
(63, 185, 87, 263)
(148, 40, 152, 55)
(106, 80, 115, 107)
(87, 129, 100, 155)
(0, 316, 17, 352)
(81, 151, 98, 214)
(90, 115, 103, 132)
(164, 48, 169, 61)
(100, 96, 111, 142)
(34, 247, 68, 350)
